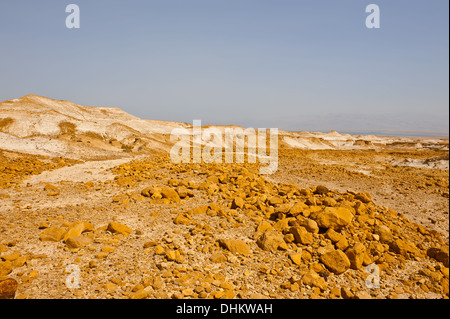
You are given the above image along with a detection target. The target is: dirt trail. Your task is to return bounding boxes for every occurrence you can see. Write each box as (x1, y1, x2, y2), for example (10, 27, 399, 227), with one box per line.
(23, 157, 136, 185)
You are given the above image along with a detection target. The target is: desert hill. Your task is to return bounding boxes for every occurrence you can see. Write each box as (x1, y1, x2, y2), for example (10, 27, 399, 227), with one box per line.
(1, 95, 448, 164)
(0, 95, 448, 300)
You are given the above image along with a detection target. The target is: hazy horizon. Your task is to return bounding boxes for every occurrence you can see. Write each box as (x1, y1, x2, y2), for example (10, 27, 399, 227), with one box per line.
(1, 0, 448, 133)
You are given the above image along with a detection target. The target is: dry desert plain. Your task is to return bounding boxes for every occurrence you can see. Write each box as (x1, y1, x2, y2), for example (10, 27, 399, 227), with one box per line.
(0, 95, 449, 299)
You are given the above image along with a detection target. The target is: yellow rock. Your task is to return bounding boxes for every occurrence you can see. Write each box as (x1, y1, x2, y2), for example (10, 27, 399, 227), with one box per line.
(289, 253, 302, 266)
(218, 239, 251, 256)
(325, 228, 342, 243)
(105, 283, 117, 293)
(389, 239, 419, 257)
(210, 252, 227, 263)
(302, 270, 328, 291)
(320, 249, 351, 274)
(1, 252, 21, 261)
(0, 261, 12, 276)
(176, 186, 188, 198)
(160, 188, 181, 203)
(44, 183, 58, 191)
(129, 288, 149, 299)
(0, 278, 18, 299)
(63, 222, 93, 242)
(190, 205, 209, 215)
(12, 256, 27, 268)
(374, 225, 393, 243)
(101, 246, 115, 253)
(107, 222, 132, 235)
(182, 288, 194, 296)
(255, 221, 272, 233)
(165, 249, 178, 261)
(154, 246, 165, 255)
(290, 226, 313, 245)
(39, 226, 66, 242)
(231, 197, 245, 209)
(256, 230, 287, 252)
(66, 236, 92, 249)
(312, 207, 353, 231)
(38, 221, 49, 229)
(345, 243, 366, 270)
(173, 213, 191, 225)
(289, 202, 308, 216)
(95, 252, 109, 259)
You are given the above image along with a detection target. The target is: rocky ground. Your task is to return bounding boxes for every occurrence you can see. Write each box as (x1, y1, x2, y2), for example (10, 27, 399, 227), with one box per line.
(0, 143, 449, 299)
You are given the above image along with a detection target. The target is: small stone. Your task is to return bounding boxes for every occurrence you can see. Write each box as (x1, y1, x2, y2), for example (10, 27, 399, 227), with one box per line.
(290, 226, 313, 245)
(268, 196, 284, 206)
(218, 239, 251, 256)
(44, 183, 58, 191)
(325, 228, 342, 243)
(354, 192, 372, 203)
(374, 225, 393, 243)
(213, 291, 225, 299)
(330, 287, 341, 298)
(95, 252, 109, 259)
(173, 213, 191, 225)
(63, 222, 93, 242)
(105, 283, 117, 293)
(210, 252, 227, 263)
(12, 256, 27, 268)
(320, 249, 351, 274)
(256, 230, 287, 252)
(178, 288, 192, 297)
(1, 252, 20, 261)
(231, 197, 245, 209)
(301, 270, 328, 291)
(107, 222, 132, 235)
(39, 226, 66, 242)
(427, 246, 449, 267)
(301, 218, 319, 234)
(165, 249, 178, 261)
(129, 287, 151, 299)
(143, 241, 157, 248)
(345, 243, 366, 270)
(176, 186, 188, 198)
(0, 278, 18, 299)
(0, 261, 13, 276)
(389, 239, 419, 257)
(335, 236, 349, 251)
(314, 185, 329, 194)
(311, 207, 353, 231)
(256, 221, 272, 234)
(289, 253, 302, 266)
(289, 202, 308, 216)
(101, 246, 115, 253)
(154, 246, 165, 255)
(38, 221, 49, 229)
(161, 188, 181, 203)
(66, 235, 92, 249)
(354, 291, 372, 299)
(190, 205, 209, 215)
(341, 287, 355, 299)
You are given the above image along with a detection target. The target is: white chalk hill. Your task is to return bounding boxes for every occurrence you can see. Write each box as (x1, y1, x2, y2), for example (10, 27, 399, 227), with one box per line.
(0, 94, 189, 159)
(0, 94, 443, 161)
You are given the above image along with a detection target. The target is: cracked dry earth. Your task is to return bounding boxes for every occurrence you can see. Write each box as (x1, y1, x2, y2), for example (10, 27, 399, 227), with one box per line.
(0, 147, 449, 300)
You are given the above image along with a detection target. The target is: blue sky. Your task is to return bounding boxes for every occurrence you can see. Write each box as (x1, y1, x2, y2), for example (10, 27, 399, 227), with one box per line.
(0, 0, 448, 133)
